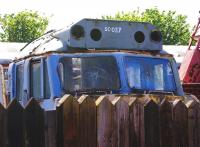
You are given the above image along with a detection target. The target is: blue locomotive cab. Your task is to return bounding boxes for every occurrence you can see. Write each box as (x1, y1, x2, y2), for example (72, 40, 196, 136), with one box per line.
(7, 19, 184, 108)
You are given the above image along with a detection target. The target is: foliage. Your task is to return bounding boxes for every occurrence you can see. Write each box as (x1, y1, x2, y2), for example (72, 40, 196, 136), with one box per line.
(102, 8, 190, 45)
(0, 10, 49, 42)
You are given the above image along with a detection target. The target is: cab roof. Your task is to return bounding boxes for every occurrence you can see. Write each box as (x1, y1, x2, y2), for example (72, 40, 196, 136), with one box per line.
(18, 18, 163, 60)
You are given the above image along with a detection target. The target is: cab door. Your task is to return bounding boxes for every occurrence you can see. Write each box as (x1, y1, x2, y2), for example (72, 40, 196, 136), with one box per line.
(18, 57, 51, 105)
(8, 57, 51, 107)
(0, 65, 7, 107)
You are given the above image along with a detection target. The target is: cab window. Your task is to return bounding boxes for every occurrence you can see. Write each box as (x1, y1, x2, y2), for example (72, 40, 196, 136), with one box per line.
(58, 56, 120, 94)
(30, 61, 42, 98)
(16, 64, 24, 100)
(30, 59, 50, 99)
(125, 56, 176, 93)
(44, 60, 50, 98)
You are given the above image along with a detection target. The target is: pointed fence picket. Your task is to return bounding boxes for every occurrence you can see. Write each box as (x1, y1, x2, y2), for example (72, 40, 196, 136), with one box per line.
(0, 103, 6, 147)
(24, 98, 45, 147)
(159, 99, 173, 147)
(172, 100, 188, 147)
(7, 99, 24, 147)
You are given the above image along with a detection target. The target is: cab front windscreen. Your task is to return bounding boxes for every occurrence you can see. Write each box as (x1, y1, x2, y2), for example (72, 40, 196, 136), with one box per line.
(125, 56, 176, 93)
(58, 56, 120, 93)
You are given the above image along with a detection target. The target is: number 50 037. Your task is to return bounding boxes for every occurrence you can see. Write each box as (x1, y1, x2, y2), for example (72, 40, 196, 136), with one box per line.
(104, 27, 122, 33)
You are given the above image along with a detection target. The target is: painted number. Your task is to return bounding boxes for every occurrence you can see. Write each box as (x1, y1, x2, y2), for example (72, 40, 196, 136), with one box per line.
(105, 27, 122, 33)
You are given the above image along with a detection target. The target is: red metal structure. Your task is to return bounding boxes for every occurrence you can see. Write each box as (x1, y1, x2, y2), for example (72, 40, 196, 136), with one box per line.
(179, 15, 200, 98)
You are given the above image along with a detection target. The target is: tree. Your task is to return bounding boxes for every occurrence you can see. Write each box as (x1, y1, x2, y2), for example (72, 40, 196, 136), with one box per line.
(102, 8, 190, 45)
(0, 10, 49, 42)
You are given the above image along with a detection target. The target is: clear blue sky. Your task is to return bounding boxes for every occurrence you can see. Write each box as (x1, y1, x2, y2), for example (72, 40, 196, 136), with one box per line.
(0, 0, 199, 30)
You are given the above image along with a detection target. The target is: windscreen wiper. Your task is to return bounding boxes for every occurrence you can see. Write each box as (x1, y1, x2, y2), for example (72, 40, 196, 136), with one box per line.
(20, 29, 56, 51)
(65, 88, 113, 96)
(148, 90, 174, 95)
(131, 88, 147, 94)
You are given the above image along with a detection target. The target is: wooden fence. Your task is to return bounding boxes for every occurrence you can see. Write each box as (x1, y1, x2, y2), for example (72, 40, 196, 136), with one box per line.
(0, 94, 199, 147)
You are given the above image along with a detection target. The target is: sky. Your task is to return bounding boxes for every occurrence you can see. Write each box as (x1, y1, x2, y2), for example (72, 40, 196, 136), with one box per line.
(0, 0, 199, 30)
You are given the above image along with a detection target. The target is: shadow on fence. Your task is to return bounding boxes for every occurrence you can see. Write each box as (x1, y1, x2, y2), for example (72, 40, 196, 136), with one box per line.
(0, 94, 199, 147)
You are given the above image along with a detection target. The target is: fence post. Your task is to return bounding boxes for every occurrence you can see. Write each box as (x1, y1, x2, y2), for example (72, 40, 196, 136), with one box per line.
(0, 103, 6, 147)
(159, 99, 173, 147)
(24, 98, 45, 147)
(186, 99, 200, 147)
(78, 95, 96, 147)
(7, 99, 25, 147)
(96, 95, 116, 147)
(172, 100, 188, 147)
(56, 94, 79, 147)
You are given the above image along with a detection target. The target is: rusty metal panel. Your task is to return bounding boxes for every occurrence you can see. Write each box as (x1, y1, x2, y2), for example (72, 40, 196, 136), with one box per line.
(179, 49, 200, 83)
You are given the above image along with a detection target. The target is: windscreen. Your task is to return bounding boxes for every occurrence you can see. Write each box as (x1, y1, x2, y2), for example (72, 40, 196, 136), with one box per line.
(59, 56, 120, 93)
(125, 56, 176, 93)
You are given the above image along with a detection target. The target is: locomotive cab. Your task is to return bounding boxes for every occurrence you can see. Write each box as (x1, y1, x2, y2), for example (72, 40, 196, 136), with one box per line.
(7, 19, 184, 109)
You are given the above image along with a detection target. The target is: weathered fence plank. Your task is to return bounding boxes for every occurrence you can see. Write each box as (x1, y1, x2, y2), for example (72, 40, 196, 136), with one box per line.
(56, 94, 79, 147)
(24, 98, 45, 147)
(0, 103, 6, 147)
(7, 99, 24, 147)
(186, 100, 200, 147)
(143, 98, 160, 147)
(159, 99, 173, 147)
(128, 96, 139, 147)
(78, 95, 96, 147)
(96, 95, 116, 147)
(129, 96, 160, 147)
(114, 97, 129, 147)
(45, 110, 56, 147)
(172, 100, 188, 147)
